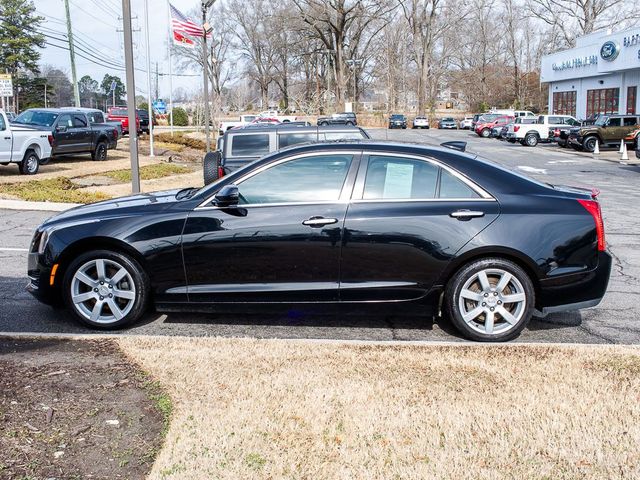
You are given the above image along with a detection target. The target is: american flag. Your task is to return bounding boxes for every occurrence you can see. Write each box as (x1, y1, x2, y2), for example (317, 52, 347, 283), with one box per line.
(169, 3, 208, 38)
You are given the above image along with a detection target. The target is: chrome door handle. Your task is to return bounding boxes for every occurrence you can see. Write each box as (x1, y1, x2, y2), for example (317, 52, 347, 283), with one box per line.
(302, 217, 338, 227)
(450, 210, 485, 219)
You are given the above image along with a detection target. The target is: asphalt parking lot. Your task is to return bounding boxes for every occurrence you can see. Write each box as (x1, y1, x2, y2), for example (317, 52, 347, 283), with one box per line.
(1, 128, 639, 343)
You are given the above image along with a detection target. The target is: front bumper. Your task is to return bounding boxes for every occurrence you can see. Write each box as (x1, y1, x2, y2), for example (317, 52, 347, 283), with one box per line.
(26, 251, 60, 306)
(537, 251, 612, 314)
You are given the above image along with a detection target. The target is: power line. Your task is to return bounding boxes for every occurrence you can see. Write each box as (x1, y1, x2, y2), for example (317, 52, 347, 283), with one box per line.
(69, 0, 119, 29)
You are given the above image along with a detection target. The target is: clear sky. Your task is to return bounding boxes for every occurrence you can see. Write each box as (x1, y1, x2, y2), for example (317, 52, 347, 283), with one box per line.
(34, 0, 203, 100)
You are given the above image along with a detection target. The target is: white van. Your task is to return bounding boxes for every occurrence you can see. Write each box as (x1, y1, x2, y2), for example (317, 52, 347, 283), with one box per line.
(489, 109, 536, 118)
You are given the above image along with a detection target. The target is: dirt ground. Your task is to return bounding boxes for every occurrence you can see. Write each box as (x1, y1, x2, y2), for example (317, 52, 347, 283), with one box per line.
(119, 337, 640, 480)
(0, 135, 204, 199)
(0, 338, 167, 480)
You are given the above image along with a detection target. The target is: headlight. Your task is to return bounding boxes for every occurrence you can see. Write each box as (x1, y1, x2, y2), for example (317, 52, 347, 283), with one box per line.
(38, 229, 50, 254)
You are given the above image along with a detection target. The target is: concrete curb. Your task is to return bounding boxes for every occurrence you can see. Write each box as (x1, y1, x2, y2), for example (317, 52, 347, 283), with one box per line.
(0, 331, 638, 348)
(0, 199, 81, 212)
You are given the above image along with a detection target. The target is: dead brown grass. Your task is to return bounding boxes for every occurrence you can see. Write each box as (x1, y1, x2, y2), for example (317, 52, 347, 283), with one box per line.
(117, 338, 640, 480)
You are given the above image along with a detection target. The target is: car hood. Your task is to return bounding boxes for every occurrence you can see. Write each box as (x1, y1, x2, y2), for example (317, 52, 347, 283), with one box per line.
(40, 189, 184, 229)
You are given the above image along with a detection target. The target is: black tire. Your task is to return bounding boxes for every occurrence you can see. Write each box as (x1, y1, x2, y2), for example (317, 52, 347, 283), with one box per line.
(445, 258, 535, 342)
(507, 138, 516, 143)
(91, 141, 108, 161)
(203, 151, 222, 185)
(345, 121, 354, 126)
(319, 121, 329, 126)
(583, 136, 598, 152)
(63, 249, 149, 329)
(524, 133, 539, 147)
(18, 149, 39, 175)
(480, 128, 490, 138)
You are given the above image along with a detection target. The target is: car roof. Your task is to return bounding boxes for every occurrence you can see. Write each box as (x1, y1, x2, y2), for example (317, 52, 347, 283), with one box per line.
(225, 125, 366, 135)
(60, 107, 103, 113)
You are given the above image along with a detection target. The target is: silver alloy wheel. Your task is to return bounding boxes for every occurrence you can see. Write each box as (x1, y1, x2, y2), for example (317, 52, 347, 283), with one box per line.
(457, 268, 526, 335)
(70, 258, 136, 324)
(26, 154, 38, 173)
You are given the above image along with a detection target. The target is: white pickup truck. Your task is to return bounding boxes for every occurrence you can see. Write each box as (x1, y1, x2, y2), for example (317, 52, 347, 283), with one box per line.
(506, 114, 579, 147)
(218, 114, 258, 135)
(0, 110, 53, 175)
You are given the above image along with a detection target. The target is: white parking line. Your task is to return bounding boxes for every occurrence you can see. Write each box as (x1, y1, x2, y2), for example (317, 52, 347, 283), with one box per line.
(0, 247, 29, 252)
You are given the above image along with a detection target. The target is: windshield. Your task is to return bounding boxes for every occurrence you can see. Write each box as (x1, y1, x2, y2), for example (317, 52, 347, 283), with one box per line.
(594, 116, 609, 126)
(13, 110, 58, 127)
(442, 118, 454, 121)
(391, 115, 404, 119)
(479, 114, 500, 122)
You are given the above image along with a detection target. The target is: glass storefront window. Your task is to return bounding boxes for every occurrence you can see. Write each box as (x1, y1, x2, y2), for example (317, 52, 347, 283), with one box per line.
(553, 91, 576, 116)
(586, 88, 620, 117)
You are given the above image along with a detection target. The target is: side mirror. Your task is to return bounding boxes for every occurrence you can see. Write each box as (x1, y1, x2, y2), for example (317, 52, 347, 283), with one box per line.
(214, 184, 239, 207)
(56, 125, 67, 133)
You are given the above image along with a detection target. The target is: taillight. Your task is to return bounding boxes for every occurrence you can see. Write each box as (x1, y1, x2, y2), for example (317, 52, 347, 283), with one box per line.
(113, 128, 118, 138)
(514, 125, 520, 132)
(47, 134, 54, 146)
(554, 128, 560, 137)
(218, 166, 225, 178)
(578, 199, 605, 251)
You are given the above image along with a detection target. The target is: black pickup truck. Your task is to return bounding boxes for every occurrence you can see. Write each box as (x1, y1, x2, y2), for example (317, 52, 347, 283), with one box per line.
(12, 108, 118, 161)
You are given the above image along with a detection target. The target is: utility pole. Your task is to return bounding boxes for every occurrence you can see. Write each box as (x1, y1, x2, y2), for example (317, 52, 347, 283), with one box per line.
(63, 0, 80, 107)
(144, 0, 154, 156)
(44, 83, 47, 108)
(122, 0, 141, 194)
(201, 0, 215, 152)
(345, 58, 362, 113)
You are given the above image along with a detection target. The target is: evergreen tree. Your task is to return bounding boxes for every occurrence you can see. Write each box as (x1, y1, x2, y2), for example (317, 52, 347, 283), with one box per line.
(101, 74, 126, 106)
(0, 0, 45, 110)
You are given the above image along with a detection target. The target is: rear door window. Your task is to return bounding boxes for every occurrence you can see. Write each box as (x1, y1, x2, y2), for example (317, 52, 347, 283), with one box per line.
(230, 134, 271, 157)
(623, 117, 638, 127)
(439, 170, 481, 199)
(73, 115, 87, 128)
(363, 156, 438, 200)
(607, 118, 622, 127)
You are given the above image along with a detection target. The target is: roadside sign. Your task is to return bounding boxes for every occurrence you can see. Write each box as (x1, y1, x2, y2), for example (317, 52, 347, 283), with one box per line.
(152, 99, 167, 115)
(0, 74, 12, 97)
(110, 80, 117, 92)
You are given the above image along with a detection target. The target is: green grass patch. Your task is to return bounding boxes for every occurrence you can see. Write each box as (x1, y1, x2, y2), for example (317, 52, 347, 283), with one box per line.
(141, 377, 174, 438)
(102, 163, 191, 183)
(0, 177, 109, 203)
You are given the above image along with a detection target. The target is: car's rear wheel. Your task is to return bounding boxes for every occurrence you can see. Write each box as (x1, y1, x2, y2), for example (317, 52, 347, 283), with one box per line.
(524, 133, 539, 147)
(63, 250, 149, 329)
(92, 141, 108, 161)
(445, 258, 534, 342)
(19, 149, 39, 175)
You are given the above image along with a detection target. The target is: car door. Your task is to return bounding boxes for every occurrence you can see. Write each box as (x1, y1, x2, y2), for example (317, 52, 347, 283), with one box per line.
(53, 114, 74, 154)
(622, 117, 638, 138)
(0, 115, 11, 162)
(603, 117, 622, 142)
(340, 152, 500, 304)
(181, 151, 360, 303)
(72, 114, 91, 152)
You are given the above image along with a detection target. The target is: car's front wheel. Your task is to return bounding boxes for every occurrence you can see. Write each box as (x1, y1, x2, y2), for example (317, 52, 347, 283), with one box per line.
(63, 250, 149, 329)
(583, 136, 598, 152)
(91, 141, 108, 161)
(480, 128, 490, 138)
(445, 258, 534, 342)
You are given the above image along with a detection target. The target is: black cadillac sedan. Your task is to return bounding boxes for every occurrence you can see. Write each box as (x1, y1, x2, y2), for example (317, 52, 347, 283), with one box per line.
(27, 141, 611, 342)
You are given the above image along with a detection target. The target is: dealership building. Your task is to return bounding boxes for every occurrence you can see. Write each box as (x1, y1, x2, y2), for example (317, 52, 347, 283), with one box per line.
(541, 28, 640, 119)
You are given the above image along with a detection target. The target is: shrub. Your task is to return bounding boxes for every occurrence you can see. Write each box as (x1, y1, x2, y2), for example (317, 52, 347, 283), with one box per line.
(172, 107, 189, 126)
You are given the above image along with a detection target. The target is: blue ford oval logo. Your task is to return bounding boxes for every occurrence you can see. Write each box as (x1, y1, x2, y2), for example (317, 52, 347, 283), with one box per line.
(600, 41, 620, 61)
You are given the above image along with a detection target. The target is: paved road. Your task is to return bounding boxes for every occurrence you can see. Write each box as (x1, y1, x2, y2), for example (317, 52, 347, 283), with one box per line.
(1, 129, 639, 343)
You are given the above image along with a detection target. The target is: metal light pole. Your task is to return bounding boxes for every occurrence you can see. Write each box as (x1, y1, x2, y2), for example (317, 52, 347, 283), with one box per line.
(121, 0, 141, 194)
(201, 0, 215, 152)
(345, 58, 362, 113)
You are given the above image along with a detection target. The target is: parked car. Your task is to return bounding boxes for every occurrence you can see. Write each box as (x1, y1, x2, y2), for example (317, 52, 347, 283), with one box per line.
(568, 115, 640, 152)
(475, 116, 514, 138)
(438, 117, 458, 129)
(136, 109, 156, 135)
(506, 117, 537, 143)
(256, 110, 298, 123)
(12, 108, 118, 161)
(218, 114, 258, 135)
(636, 134, 640, 159)
(204, 125, 370, 184)
(459, 116, 473, 129)
(106, 106, 140, 135)
(489, 109, 536, 118)
(0, 110, 53, 175)
(61, 107, 123, 139)
(412, 116, 430, 129)
(506, 115, 579, 147)
(28, 140, 611, 342)
(389, 114, 408, 129)
(471, 113, 500, 131)
(317, 112, 357, 126)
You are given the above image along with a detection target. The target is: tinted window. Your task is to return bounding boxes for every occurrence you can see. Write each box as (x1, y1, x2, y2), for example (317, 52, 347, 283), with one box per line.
(623, 117, 637, 127)
(278, 132, 317, 148)
(58, 114, 73, 128)
(439, 170, 480, 199)
(231, 134, 270, 156)
(324, 131, 366, 141)
(73, 115, 87, 128)
(363, 156, 438, 200)
(548, 117, 564, 125)
(86, 111, 104, 123)
(0, 115, 5, 130)
(13, 110, 58, 127)
(607, 118, 622, 127)
(238, 154, 352, 204)
(110, 108, 128, 116)
(538, 116, 545, 124)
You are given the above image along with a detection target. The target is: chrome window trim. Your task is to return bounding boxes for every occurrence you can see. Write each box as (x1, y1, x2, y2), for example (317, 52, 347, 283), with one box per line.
(196, 150, 362, 209)
(358, 150, 495, 200)
(352, 198, 497, 204)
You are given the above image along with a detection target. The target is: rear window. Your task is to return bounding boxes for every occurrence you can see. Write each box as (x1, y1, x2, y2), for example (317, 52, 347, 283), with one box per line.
(231, 134, 270, 156)
(110, 108, 127, 116)
(278, 132, 317, 148)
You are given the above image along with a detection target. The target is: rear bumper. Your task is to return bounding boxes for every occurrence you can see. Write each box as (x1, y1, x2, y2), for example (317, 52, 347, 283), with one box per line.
(536, 251, 611, 314)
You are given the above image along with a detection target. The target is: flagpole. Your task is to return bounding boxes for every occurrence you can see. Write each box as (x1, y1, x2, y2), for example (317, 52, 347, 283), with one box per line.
(144, 0, 154, 156)
(167, 1, 174, 136)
